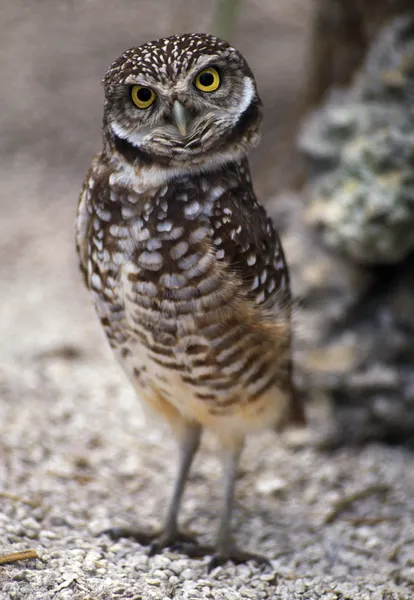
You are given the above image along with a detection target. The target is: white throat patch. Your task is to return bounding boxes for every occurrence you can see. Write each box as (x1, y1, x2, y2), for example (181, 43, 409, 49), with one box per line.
(111, 122, 146, 148)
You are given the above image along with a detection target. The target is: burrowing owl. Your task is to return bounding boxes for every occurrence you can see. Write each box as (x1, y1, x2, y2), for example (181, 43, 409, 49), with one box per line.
(76, 33, 304, 568)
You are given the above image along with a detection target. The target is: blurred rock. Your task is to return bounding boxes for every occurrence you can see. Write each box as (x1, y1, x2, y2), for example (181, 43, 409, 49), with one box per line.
(300, 15, 414, 264)
(270, 16, 414, 445)
(272, 193, 414, 446)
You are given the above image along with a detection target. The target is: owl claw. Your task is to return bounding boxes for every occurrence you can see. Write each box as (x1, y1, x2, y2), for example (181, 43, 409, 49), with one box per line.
(100, 526, 199, 555)
(100, 526, 156, 546)
(207, 548, 271, 573)
(169, 541, 271, 571)
(149, 531, 199, 556)
(100, 528, 269, 571)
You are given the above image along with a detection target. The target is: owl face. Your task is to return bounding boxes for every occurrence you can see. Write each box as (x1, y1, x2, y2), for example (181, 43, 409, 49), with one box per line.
(103, 34, 262, 167)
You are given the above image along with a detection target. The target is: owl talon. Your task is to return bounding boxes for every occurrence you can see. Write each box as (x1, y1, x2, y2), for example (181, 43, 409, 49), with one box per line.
(149, 530, 199, 556)
(100, 526, 199, 554)
(207, 548, 271, 572)
(166, 541, 271, 571)
(100, 526, 157, 546)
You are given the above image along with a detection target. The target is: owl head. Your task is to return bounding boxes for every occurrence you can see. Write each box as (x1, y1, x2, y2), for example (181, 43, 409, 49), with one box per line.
(102, 33, 262, 170)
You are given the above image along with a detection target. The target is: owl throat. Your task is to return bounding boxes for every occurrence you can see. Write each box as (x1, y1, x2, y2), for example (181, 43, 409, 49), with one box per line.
(102, 101, 261, 191)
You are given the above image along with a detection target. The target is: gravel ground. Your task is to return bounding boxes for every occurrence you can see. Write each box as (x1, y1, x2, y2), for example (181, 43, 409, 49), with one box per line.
(2, 2, 414, 598)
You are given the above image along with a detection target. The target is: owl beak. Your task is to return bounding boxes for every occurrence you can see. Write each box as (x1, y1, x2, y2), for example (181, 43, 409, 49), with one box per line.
(172, 100, 187, 136)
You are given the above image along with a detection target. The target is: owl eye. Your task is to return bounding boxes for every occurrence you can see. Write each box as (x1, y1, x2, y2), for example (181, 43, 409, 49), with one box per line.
(131, 85, 156, 109)
(194, 67, 220, 92)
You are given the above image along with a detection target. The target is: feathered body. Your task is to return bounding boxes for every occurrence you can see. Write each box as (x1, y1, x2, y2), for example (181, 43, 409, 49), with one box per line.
(76, 33, 303, 566)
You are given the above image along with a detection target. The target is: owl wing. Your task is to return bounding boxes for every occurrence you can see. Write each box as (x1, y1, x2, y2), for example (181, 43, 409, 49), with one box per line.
(210, 185, 291, 311)
(209, 184, 305, 425)
(76, 181, 92, 286)
(76, 158, 106, 287)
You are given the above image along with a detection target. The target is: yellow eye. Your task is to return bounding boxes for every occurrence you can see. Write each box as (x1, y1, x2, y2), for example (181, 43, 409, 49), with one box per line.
(131, 85, 156, 109)
(194, 67, 220, 92)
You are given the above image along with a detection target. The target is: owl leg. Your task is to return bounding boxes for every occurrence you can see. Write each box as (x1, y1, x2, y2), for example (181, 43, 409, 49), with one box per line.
(148, 421, 202, 554)
(206, 440, 269, 570)
(177, 437, 270, 570)
(101, 411, 201, 552)
(214, 442, 243, 557)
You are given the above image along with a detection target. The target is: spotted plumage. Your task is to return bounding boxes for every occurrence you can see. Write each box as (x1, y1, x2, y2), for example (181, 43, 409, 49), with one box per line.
(76, 33, 304, 568)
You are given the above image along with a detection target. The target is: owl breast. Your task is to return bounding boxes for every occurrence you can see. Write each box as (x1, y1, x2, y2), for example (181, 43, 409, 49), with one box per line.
(79, 162, 291, 435)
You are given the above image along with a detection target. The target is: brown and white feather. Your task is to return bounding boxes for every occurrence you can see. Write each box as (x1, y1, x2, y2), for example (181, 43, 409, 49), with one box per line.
(76, 33, 304, 447)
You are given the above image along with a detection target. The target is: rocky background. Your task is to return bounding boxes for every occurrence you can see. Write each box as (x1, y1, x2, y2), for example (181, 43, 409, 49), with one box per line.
(1, 1, 414, 598)
(283, 2, 414, 445)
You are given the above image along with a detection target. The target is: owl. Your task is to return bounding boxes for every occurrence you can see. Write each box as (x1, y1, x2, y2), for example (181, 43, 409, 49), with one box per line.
(76, 33, 304, 569)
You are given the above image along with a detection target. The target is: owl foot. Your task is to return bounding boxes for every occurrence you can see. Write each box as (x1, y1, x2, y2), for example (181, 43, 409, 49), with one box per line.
(173, 542, 271, 572)
(148, 530, 198, 556)
(100, 526, 198, 555)
(206, 547, 271, 573)
(100, 526, 156, 546)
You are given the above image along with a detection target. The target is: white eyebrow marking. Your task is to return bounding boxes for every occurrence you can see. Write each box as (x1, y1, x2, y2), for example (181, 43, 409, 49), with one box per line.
(233, 76, 255, 119)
